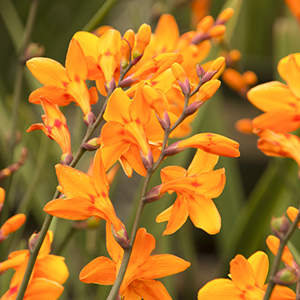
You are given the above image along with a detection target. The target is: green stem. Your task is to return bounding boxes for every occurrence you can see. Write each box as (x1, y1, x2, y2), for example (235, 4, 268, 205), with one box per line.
(263, 207, 300, 300)
(82, 0, 119, 32)
(0, 0, 39, 226)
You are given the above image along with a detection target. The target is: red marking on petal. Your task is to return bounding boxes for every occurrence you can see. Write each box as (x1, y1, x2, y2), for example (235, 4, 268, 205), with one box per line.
(62, 81, 68, 88)
(191, 181, 202, 187)
(101, 191, 107, 198)
(75, 75, 80, 83)
(54, 119, 63, 128)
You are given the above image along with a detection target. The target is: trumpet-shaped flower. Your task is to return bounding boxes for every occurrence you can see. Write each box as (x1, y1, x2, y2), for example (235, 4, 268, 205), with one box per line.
(0, 214, 26, 243)
(0, 231, 68, 300)
(247, 53, 300, 132)
(27, 38, 98, 124)
(27, 97, 72, 165)
(80, 223, 190, 300)
(150, 149, 226, 235)
(197, 251, 295, 300)
(254, 129, 300, 168)
(43, 149, 123, 232)
(100, 86, 166, 177)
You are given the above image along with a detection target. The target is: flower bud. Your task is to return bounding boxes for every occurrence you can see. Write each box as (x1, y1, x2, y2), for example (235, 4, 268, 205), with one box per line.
(184, 101, 204, 116)
(196, 15, 214, 32)
(87, 216, 101, 229)
(28, 232, 40, 251)
(112, 223, 130, 249)
(208, 25, 226, 38)
(171, 63, 190, 96)
(145, 185, 165, 203)
(156, 110, 171, 130)
(61, 152, 73, 165)
(83, 111, 96, 126)
(83, 138, 100, 151)
(196, 79, 221, 102)
(273, 267, 299, 286)
(105, 77, 116, 95)
(196, 64, 206, 78)
(133, 23, 151, 59)
(140, 149, 154, 171)
(121, 29, 135, 69)
(22, 43, 45, 63)
(164, 141, 187, 156)
(271, 215, 290, 238)
(216, 8, 234, 25)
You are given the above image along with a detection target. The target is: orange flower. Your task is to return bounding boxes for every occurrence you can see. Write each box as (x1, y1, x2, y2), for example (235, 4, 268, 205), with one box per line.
(197, 251, 295, 300)
(164, 132, 240, 157)
(44, 148, 123, 232)
(285, 0, 300, 22)
(0, 214, 26, 243)
(0, 187, 5, 212)
(27, 97, 73, 165)
(286, 206, 300, 228)
(247, 53, 300, 132)
(0, 231, 68, 300)
(149, 149, 225, 235)
(254, 129, 300, 167)
(27, 38, 98, 124)
(100, 86, 166, 177)
(80, 223, 190, 300)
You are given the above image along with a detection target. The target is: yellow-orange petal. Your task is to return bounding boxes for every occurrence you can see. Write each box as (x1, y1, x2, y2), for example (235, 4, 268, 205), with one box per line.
(133, 23, 151, 58)
(198, 278, 243, 300)
(247, 81, 298, 112)
(34, 255, 69, 284)
(235, 118, 254, 134)
(286, 206, 300, 228)
(79, 256, 116, 285)
(230, 254, 256, 291)
(188, 194, 221, 234)
(0, 214, 26, 236)
(266, 284, 296, 300)
(55, 164, 98, 199)
(130, 278, 172, 300)
(196, 79, 221, 102)
(266, 235, 294, 267)
(73, 31, 99, 58)
(160, 166, 187, 183)
(92, 149, 109, 196)
(286, 54, 300, 98)
(135, 254, 190, 280)
(248, 251, 269, 289)
(26, 58, 69, 89)
(154, 14, 179, 53)
(222, 68, 246, 92)
(24, 278, 64, 300)
(0, 187, 5, 204)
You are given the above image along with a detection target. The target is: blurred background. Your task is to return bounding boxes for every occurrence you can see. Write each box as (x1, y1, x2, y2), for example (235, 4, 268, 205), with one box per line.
(1, 0, 300, 299)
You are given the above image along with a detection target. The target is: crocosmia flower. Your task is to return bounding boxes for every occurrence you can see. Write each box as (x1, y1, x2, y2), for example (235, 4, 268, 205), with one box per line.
(80, 222, 190, 300)
(197, 251, 295, 300)
(148, 149, 226, 235)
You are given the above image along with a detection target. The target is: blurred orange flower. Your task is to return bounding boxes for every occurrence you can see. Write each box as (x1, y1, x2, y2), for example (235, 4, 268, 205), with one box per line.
(80, 223, 190, 300)
(197, 251, 295, 300)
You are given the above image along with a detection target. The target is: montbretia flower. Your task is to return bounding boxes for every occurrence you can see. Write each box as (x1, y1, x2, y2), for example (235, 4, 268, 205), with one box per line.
(27, 38, 98, 124)
(80, 223, 190, 300)
(247, 53, 300, 132)
(44, 149, 123, 232)
(0, 231, 68, 300)
(0, 214, 26, 243)
(27, 97, 73, 165)
(197, 251, 295, 300)
(254, 129, 300, 168)
(150, 149, 226, 235)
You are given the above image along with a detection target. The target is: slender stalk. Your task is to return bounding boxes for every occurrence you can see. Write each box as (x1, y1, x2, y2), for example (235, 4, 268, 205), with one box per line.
(82, 0, 119, 32)
(0, 0, 40, 226)
(263, 206, 300, 300)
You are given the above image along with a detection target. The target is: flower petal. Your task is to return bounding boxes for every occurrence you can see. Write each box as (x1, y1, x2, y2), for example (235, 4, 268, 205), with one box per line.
(286, 54, 300, 98)
(26, 58, 69, 88)
(92, 149, 109, 195)
(247, 251, 269, 288)
(188, 194, 221, 235)
(73, 31, 99, 58)
(198, 278, 243, 300)
(79, 256, 116, 285)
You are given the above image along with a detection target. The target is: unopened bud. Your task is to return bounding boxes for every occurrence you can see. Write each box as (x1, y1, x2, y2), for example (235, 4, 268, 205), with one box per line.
(184, 101, 204, 116)
(196, 64, 206, 78)
(171, 63, 191, 96)
(271, 215, 290, 238)
(273, 267, 299, 286)
(133, 23, 151, 59)
(164, 141, 187, 156)
(140, 149, 154, 171)
(216, 8, 234, 25)
(105, 77, 116, 95)
(112, 223, 130, 249)
(87, 216, 101, 229)
(196, 80, 221, 102)
(208, 25, 226, 38)
(145, 185, 165, 203)
(119, 74, 137, 87)
(22, 43, 45, 63)
(83, 111, 96, 126)
(28, 232, 39, 251)
(157, 110, 171, 130)
(83, 138, 100, 151)
(61, 152, 73, 165)
(197, 15, 214, 32)
(121, 29, 135, 69)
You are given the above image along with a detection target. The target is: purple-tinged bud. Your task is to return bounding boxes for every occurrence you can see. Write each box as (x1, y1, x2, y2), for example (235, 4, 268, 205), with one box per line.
(271, 215, 290, 238)
(112, 223, 130, 249)
(0, 230, 7, 243)
(156, 111, 171, 131)
(273, 267, 299, 286)
(145, 185, 165, 203)
(61, 152, 73, 166)
(196, 64, 206, 78)
(131, 54, 143, 66)
(83, 111, 96, 126)
(200, 70, 218, 84)
(22, 43, 45, 63)
(119, 74, 137, 87)
(83, 138, 100, 151)
(164, 141, 187, 156)
(28, 232, 39, 252)
(178, 78, 191, 96)
(140, 149, 154, 171)
(190, 32, 210, 45)
(105, 77, 116, 94)
(184, 101, 204, 116)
